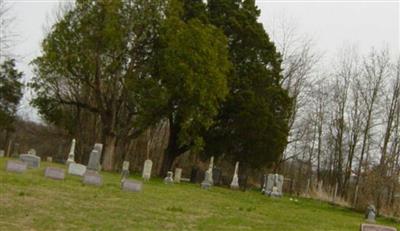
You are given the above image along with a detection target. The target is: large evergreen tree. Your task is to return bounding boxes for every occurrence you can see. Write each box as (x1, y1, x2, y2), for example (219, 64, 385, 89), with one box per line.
(151, 0, 231, 175)
(204, 0, 292, 169)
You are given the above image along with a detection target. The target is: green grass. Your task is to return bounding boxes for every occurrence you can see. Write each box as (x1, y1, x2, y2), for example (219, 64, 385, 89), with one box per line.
(0, 158, 398, 231)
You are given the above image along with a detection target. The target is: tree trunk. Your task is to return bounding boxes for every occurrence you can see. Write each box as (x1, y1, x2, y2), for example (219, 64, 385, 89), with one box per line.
(102, 134, 117, 171)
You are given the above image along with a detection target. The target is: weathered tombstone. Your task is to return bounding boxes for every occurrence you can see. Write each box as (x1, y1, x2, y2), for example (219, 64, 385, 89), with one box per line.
(44, 167, 65, 180)
(0, 150, 4, 157)
(121, 161, 130, 182)
(6, 160, 27, 173)
(365, 205, 376, 223)
(66, 139, 76, 165)
(174, 168, 182, 183)
(83, 170, 102, 186)
(122, 179, 143, 192)
(19, 153, 41, 168)
(264, 174, 284, 197)
(46, 156, 53, 162)
(230, 161, 240, 189)
(360, 224, 397, 231)
(68, 163, 87, 176)
(201, 156, 214, 189)
(87, 150, 101, 171)
(93, 143, 103, 156)
(142, 159, 153, 181)
(164, 171, 174, 184)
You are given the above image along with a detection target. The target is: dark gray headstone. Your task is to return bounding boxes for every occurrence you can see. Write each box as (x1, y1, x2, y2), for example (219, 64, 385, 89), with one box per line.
(360, 224, 397, 231)
(87, 150, 101, 171)
(83, 170, 102, 186)
(19, 154, 41, 168)
(122, 179, 142, 192)
(44, 167, 65, 180)
(6, 160, 27, 173)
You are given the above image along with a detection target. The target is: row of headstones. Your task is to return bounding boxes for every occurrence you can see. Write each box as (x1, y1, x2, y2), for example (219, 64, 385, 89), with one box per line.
(1, 141, 284, 196)
(3, 140, 142, 192)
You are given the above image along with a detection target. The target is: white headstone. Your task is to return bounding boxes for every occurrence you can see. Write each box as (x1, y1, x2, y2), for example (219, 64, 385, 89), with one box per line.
(68, 163, 87, 176)
(142, 159, 153, 181)
(66, 139, 76, 164)
(27, 149, 36, 155)
(201, 156, 214, 189)
(0, 150, 5, 157)
(164, 171, 174, 184)
(174, 168, 182, 183)
(230, 161, 239, 189)
(46, 156, 53, 162)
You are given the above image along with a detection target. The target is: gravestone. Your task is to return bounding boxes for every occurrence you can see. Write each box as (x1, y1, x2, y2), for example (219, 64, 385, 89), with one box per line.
(263, 174, 284, 197)
(66, 139, 76, 165)
(230, 161, 240, 189)
(365, 205, 376, 223)
(27, 149, 36, 155)
(19, 153, 41, 168)
(87, 150, 101, 171)
(44, 167, 65, 180)
(201, 156, 214, 189)
(164, 171, 174, 184)
(93, 143, 103, 156)
(83, 170, 102, 186)
(142, 159, 153, 181)
(68, 163, 87, 176)
(6, 160, 27, 173)
(121, 161, 130, 182)
(174, 168, 182, 183)
(0, 150, 4, 157)
(46, 156, 53, 162)
(360, 224, 397, 231)
(122, 179, 143, 192)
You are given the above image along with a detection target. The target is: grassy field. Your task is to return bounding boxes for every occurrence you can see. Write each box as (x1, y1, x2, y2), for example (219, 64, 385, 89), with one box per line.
(0, 158, 398, 231)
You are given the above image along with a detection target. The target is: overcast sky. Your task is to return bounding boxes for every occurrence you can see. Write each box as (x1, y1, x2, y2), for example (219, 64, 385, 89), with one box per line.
(3, 0, 399, 121)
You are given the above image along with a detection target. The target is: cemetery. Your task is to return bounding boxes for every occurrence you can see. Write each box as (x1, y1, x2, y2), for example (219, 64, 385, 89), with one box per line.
(1, 0, 400, 230)
(0, 144, 399, 230)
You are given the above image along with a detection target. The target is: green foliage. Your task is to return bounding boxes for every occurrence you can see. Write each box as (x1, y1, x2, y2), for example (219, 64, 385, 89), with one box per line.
(0, 58, 23, 130)
(152, 0, 231, 158)
(204, 0, 292, 169)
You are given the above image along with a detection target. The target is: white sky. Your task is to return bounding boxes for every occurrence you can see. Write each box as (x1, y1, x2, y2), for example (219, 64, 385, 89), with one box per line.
(2, 0, 399, 121)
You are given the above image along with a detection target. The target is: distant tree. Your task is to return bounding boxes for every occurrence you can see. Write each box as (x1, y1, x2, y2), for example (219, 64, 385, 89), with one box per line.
(0, 58, 23, 152)
(150, 0, 231, 175)
(204, 0, 292, 170)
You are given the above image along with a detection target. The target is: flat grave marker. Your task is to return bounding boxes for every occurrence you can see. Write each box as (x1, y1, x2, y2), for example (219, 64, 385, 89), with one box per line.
(122, 179, 143, 192)
(68, 163, 87, 176)
(83, 170, 102, 186)
(360, 224, 397, 231)
(44, 167, 65, 180)
(6, 160, 27, 173)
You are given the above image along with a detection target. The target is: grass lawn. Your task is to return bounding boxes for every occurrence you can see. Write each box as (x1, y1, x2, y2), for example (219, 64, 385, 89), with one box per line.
(0, 158, 399, 231)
